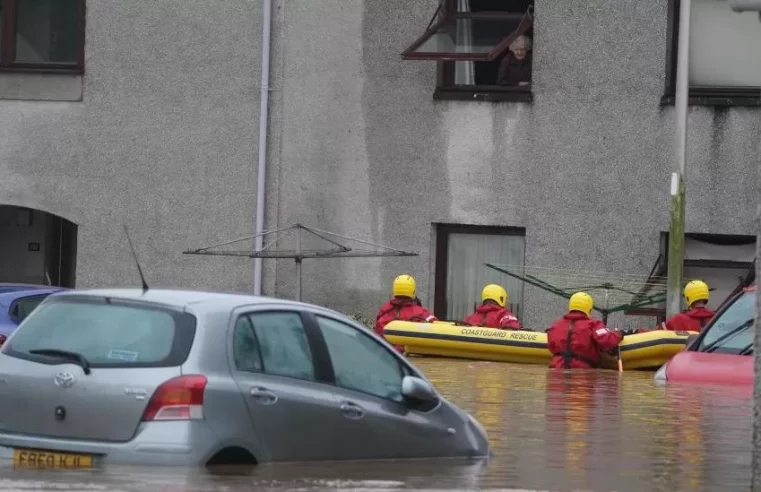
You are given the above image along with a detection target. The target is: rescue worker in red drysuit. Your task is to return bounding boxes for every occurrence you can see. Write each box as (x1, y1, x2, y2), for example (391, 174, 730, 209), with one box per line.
(546, 291, 623, 369)
(661, 280, 715, 332)
(375, 274, 437, 353)
(464, 284, 522, 329)
(633, 280, 715, 334)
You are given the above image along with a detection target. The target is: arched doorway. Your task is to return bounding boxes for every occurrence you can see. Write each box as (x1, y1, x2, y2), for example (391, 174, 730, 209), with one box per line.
(0, 205, 77, 287)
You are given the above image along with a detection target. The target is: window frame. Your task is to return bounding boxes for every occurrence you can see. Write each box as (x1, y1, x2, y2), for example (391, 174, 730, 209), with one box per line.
(662, 0, 761, 107)
(0, 0, 86, 74)
(228, 306, 439, 411)
(402, 12, 532, 62)
(405, 0, 535, 102)
(307, 312, 414, 403)
(303, 311, 442, 412)
(230, 309, 333, 383)
(433, 223, 527, 320)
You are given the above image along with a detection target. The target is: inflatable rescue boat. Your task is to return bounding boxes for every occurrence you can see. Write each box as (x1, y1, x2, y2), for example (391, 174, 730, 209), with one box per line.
(383, 321, 696, 370)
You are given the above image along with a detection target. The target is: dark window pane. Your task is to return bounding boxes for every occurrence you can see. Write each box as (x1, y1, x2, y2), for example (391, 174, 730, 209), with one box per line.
(461, 0, 533, 13)
(0, 2, 4, 57)
(15, 0, 78, 64)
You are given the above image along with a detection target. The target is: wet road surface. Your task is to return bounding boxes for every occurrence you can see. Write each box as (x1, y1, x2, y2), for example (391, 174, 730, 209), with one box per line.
(0, 359, 752, 491)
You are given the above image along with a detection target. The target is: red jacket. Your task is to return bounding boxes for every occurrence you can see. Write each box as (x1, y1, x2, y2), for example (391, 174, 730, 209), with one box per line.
(663, 307, 715, 333)
(464, 304, 522, 329)
(375, 298, 437, 353)
(546, 312, 623, 369)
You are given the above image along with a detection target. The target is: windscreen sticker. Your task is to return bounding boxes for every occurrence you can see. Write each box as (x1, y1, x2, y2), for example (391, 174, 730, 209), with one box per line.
(107, 349, 139, 362)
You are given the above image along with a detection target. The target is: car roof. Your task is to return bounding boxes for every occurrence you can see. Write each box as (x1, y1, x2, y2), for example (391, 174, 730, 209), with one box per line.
(0, 283, 64, 294)
(50, 287, 323, 314)
(0, 287, 67, 304)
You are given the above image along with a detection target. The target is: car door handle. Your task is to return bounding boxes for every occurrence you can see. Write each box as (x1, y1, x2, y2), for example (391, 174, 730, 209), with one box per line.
(249, 387, 278, 405)
(339, 401, 364, 420)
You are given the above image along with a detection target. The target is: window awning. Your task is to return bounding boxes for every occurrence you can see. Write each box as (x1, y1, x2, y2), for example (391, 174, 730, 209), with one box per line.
(401, 12, 533, 62)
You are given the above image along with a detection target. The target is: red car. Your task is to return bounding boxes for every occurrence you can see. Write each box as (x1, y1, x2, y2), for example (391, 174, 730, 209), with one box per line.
(654, 284, 756, 386)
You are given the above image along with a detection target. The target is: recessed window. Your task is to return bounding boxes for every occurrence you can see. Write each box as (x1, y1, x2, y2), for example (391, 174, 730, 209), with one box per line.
(402, 0, 534, 102)
(0, 0, 85, 73)
(664, 0, 761, 106)
(434, 224, 526, 321)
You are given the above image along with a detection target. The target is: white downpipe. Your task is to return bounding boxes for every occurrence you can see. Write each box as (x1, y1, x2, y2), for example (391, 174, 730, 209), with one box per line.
(253, 0, 273, 295)
(674, 0, 690, 178)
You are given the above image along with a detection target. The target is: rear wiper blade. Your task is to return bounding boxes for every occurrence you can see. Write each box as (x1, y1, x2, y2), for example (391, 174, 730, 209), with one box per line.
(703, 319, 754, 354)
(29, 348, 91, 375)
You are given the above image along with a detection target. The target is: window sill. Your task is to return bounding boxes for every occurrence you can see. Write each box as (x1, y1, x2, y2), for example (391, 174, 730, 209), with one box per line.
(0, 66, 83, 76)
(433, 88, 533, 103)
(0, 71, 83, 102)
(660, 91, 761, 108)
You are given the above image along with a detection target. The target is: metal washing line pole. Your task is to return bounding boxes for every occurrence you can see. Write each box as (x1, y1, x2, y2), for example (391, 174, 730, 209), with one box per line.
(183, 224, 418, 301)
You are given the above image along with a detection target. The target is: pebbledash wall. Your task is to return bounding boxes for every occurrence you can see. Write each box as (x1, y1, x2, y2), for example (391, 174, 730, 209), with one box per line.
(261, 0, 759, 329)
(0, 0, 757, 331)
(0, 1, 263, 293)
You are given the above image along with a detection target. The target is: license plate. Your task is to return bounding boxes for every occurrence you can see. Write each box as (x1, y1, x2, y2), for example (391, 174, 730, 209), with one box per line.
(12, 448, 93, 469)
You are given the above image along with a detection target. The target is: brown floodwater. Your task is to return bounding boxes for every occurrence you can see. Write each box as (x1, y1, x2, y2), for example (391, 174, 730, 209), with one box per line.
(0, 358, 752, 491)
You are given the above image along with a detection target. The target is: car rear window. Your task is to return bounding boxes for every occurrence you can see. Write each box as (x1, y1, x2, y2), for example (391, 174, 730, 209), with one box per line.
(2, 297, 197, 368)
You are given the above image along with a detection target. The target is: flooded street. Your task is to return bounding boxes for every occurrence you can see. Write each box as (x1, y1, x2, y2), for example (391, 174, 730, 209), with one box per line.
(0, 358, 752, 492)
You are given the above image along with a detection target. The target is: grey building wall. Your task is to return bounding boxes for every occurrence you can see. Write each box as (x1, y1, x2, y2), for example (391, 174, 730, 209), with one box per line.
(0, 0, 263, 293)
(263, 0, 758, 328)
(0, 0, 756, 330)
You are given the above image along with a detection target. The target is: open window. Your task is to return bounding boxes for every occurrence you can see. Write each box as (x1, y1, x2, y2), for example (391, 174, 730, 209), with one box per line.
(402, 0, 535, 102)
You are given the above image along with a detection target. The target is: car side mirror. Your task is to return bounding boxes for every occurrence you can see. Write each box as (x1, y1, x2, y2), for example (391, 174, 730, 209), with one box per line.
(401, 376, 437, 402)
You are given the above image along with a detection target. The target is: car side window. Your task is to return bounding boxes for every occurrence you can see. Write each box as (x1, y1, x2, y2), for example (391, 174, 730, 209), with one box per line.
(248, 311, 316, 381)
(232, 315, 263, 372)
(9, 295, 48, 323)
(316, 315, 406, 403)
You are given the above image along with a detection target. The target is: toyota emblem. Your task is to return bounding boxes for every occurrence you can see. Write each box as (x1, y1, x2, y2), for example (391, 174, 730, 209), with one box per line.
(54, 372, 75, 388)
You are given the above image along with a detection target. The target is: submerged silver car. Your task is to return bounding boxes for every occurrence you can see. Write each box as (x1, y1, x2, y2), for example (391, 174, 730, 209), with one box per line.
(0, 289, 489, 468)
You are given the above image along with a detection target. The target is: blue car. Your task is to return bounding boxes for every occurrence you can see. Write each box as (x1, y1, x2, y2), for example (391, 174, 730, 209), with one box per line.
(0, 284, 67, 342)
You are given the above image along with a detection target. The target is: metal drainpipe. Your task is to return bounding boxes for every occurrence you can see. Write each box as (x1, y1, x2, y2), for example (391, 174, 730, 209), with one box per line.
(253, 0, 273, 295)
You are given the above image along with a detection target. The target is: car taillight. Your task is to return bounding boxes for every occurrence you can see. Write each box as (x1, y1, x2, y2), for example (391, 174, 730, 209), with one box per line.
(0, 335, 6, 347)
(141, 375, 207, 422)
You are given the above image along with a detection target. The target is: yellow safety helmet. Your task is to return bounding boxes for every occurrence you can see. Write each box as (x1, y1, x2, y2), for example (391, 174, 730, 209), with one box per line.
(392, 274, 416, 298)
(568, 292, 594, 316)
(482, 284, 508, 308)
(684, 280, 709, 306)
